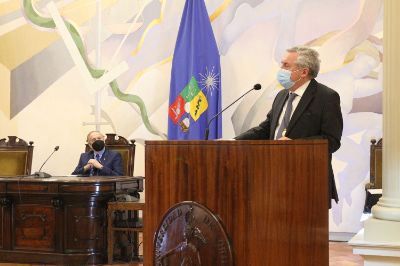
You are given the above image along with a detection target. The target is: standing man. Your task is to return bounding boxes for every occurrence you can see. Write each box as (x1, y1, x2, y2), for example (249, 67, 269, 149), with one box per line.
(72, 131, 124, 176)
(235, 46, 343, 207)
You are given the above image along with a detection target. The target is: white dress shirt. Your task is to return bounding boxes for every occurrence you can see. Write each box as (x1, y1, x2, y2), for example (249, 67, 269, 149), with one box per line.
(274, 80, 310, 139)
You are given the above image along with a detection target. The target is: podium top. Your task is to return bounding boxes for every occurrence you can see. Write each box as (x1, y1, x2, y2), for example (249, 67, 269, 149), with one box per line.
(145, 139, 328, 146)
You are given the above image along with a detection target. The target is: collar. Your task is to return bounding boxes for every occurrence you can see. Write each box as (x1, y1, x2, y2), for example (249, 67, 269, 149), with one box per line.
(94, 148, 105, 159)
(290, 80, 310, 97)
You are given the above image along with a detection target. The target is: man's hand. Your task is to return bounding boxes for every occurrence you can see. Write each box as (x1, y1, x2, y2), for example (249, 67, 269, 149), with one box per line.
(83, 163, 92, 172)
(278, 136, 292, 140)
(87, 159, 104, 169)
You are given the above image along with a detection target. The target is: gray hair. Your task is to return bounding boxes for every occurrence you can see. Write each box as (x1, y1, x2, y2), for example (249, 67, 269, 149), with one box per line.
(86, 131, 105, 142)
(287, 46, 320, 78)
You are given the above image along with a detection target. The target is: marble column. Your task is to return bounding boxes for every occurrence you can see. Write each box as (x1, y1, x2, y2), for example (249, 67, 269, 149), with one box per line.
(370, 0, 400, 223)
(350, 1, 400, 265)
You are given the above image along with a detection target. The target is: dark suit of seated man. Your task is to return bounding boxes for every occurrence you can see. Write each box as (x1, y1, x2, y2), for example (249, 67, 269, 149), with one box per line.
(72, 131, 124, 176)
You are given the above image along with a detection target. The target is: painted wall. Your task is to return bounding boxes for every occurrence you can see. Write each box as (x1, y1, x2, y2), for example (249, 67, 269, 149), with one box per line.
(0, 0, 383, 233)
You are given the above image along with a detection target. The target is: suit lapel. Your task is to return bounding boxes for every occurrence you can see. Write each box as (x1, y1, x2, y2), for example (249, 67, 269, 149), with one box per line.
(100, 149, 108, 163)
(286, 79, 317, 134)
(270, 90, 289, 137)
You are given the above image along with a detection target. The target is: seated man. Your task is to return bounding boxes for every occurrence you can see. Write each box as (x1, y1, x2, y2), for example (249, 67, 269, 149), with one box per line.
(72, 131, 124, 176)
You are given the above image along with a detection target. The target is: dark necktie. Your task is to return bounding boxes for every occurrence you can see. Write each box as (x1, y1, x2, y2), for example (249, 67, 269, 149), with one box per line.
(276, 93, 297, 139)
(89, 154, 100, 176)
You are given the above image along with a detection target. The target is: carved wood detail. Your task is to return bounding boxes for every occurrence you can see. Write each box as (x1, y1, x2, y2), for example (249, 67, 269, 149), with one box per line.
(0, 136, 33, 147)
(15, 205, 54, 249)
(0, 197, 11, 208)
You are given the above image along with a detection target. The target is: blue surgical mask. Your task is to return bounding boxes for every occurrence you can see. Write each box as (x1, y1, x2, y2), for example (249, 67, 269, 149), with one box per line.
(277, 69, 298, 89)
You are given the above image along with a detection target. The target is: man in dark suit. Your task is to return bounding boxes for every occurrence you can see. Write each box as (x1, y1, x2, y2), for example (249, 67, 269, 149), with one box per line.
(235, 46, 343, 208)
(72, 131, 124, 176)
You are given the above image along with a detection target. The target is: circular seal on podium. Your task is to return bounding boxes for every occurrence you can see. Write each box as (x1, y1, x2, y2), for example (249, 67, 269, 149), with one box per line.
(154, 201, 233, 266)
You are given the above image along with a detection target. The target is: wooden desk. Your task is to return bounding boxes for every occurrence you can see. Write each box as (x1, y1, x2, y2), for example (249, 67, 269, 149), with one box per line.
(0, 176, 143, 265)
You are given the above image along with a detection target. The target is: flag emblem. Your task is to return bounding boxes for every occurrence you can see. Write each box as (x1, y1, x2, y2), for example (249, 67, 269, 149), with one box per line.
(190, 90, 208, 121)
(181, 77, 200, 102)
(169, 76, 210, 126)
(168, 95, 185, 124)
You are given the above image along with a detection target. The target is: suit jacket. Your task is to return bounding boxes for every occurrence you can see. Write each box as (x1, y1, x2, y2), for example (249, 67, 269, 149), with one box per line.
(71, 149, 124, 176)
(235, 79, 343, 206)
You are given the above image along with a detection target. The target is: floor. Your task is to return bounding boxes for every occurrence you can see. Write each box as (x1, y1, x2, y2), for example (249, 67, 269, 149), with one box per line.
(329, 241, 363, 266)
(0, 241, 363, 265)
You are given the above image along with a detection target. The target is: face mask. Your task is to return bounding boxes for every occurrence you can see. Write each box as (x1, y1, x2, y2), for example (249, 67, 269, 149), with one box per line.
(277, 68, 300, 89)
(91, 139, 105, 152)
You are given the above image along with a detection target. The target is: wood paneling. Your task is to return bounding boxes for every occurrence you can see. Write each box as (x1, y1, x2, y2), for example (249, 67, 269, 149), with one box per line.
(7, 184, 48, 192)
(14, 205, 55, 251)
(0, 207, 3, 249)
(144, 140, 329, 266)
(65, 205, 105, 252)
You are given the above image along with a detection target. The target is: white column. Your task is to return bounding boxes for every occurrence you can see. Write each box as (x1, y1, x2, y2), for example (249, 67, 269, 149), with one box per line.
(370, 0, 400, 223)
(350, 1, 400, 265)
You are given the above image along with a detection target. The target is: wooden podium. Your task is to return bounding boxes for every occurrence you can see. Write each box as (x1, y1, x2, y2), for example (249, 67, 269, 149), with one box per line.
(144, 140, 329, 266)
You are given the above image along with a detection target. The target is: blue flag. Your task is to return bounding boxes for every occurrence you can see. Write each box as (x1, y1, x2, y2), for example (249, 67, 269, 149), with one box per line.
(168, 0, 222, 140)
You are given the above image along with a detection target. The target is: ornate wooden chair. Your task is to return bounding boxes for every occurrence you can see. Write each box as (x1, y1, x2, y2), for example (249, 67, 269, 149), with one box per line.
(364, 138, 382, 213)
(0, 136, 34, 176)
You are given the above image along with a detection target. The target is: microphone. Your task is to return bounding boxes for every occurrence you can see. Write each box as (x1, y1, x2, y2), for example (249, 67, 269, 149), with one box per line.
(204, 84, 262, 140)
(34, 146, 59, 178)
